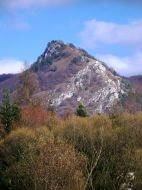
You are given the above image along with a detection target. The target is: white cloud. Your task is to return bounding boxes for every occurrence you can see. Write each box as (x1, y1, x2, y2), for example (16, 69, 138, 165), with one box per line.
(79, 19, 142, 76)
(0, 58, 24, 74)
(79, 19, 142, 48)
(97, 53, 142, 76)
(0, 0, 70, 10)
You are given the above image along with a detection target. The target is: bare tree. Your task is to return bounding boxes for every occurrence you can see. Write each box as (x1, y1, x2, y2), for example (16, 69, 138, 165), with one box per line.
(15, 62, 39, 105)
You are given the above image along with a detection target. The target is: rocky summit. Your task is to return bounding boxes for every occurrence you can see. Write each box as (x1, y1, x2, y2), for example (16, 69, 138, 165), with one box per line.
(0, 40, 129, 115)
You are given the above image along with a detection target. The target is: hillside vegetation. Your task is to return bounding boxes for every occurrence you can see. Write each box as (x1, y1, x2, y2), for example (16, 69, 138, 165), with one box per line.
(0, 103, 142, 190)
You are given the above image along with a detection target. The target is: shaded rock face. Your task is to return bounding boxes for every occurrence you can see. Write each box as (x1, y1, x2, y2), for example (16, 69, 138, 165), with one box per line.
(0, 40, 128, 115)
(31, 40, 128, 115)
(31, 41, 70, 72)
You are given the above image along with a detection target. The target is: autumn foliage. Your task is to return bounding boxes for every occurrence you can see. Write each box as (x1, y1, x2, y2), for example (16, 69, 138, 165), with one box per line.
(20, 105, 48, 127)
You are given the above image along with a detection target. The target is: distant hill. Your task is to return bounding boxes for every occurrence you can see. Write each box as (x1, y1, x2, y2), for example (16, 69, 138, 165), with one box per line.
(0, 74, 13, 83)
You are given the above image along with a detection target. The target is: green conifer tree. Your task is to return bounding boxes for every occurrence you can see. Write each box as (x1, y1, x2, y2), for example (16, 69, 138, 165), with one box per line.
(76, 103, 88, 117)
(0, 91, 20, 133)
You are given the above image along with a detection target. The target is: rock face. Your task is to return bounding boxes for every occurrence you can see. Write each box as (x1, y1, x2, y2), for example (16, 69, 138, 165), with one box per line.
(0, 40, 129, 115)
(31, 40, 128, 115)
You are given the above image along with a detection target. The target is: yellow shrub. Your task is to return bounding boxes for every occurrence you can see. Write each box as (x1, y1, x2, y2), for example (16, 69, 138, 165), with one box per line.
(0, 127, 87, 190)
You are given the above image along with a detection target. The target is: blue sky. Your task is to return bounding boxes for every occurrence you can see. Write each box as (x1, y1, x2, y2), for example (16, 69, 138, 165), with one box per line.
(0, 0, 142, 76)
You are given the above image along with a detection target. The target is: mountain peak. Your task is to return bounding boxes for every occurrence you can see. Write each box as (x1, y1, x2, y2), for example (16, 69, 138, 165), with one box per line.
(47, 40, 77, 49)
(29, 40, 129, 115)
(31, 40, 96, 72)
(31, 40, 80, 72)
(47, 40, 66, 52)
(48, 40, 65, 46)
(0, 40, 130, 115)
(45, 40, 67, 59)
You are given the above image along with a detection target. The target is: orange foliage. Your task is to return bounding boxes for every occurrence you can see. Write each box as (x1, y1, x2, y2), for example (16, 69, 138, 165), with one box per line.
(21, 105, 48, 127)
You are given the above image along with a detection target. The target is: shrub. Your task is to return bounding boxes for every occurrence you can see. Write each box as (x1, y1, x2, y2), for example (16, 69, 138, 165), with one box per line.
(0, 112, 142, 190)
(54, 115, 141, 190)
(0, 127, 87, 190)
(54, 116, 105, 189)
